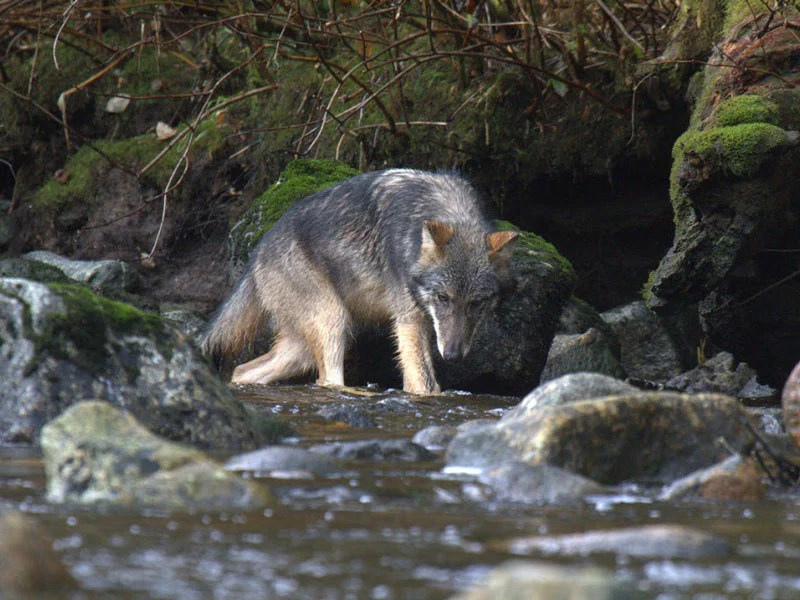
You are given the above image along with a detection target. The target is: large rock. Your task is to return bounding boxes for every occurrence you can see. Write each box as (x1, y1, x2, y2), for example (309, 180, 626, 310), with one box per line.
(0, 278, 271, 448)
(24, 250, 141, 293)
(446, 392, 754, 485)
(0, 510, 77, 594)
(42, 401, 272, 509)
(644, 3, 800, 388)
(540, 331, 626, 385)
(601, 301, 691, 383)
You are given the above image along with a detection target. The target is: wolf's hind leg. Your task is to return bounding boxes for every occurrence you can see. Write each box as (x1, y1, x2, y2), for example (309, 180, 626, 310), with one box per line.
(394, 319, 440, 395)
(231, 334, 314, 384)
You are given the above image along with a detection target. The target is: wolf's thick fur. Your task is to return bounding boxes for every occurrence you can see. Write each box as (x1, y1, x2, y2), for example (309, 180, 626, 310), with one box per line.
(202, 169, 518, 394)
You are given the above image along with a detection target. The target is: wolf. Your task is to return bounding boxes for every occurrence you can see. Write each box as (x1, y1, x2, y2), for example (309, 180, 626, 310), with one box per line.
(202, 168, 518, 394)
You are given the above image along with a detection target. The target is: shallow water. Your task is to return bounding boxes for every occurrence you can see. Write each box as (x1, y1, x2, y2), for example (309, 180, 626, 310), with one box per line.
(3, 385, 800, 599)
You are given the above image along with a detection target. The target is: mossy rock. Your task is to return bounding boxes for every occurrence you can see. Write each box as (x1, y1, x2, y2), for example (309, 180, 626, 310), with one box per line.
(229, 158, 361, 266)
(42, 401, 273, 509)
(712, 95, 780, 127)
(30, 118, 228, 217)
(672, 122, 791, 181)
(0, 278, 287, 448)
(494, 220, 576, 285)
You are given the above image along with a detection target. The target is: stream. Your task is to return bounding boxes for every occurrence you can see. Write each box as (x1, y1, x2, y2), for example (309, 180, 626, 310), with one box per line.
(2, 384, 800, 599)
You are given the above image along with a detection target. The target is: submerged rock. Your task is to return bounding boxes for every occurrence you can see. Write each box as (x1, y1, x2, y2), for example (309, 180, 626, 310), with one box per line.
(310, 439, 436, 463)
(659, 455, 765, 501)
(517, 372, 638, 413)
(413, 425, 458, 451)
(449, 560, 637, 600)
(507, 524, 731, 559)
(446, 392, 754, 485)
(24, 250, 141, 293)
(478, 462, 607, 504)
(316, 404, 377, 428)
(0, 278, 271, 449)
(0, 510, 77, 594)
(226, 446, 345, 477)
(41, 401, 272, 509)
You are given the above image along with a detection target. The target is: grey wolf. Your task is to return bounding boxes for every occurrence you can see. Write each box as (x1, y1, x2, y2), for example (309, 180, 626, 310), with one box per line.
(202, 168, 518, 394)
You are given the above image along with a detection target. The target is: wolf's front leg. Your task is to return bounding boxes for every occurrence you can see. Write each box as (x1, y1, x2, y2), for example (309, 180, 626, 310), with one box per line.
(394, 319, 440, 394)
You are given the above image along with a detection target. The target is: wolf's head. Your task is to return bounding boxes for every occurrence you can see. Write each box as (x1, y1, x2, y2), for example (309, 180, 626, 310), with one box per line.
(411, 220, 518, 361)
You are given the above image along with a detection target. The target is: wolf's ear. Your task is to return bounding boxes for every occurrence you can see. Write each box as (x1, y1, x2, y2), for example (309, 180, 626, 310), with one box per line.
(419, 220, 454, 264)
(487, 230, 518, 287)
(487, 230, 518, 259)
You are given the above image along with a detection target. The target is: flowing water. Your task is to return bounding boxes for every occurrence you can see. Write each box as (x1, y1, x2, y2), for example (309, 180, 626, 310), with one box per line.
(2, 385, 800, 599)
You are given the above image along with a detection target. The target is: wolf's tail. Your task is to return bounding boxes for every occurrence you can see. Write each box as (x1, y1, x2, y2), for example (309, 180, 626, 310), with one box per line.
(201, 273, 266, 377)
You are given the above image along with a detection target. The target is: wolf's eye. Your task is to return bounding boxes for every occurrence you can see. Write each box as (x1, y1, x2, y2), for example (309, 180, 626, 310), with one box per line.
(436, 292, 450, 304)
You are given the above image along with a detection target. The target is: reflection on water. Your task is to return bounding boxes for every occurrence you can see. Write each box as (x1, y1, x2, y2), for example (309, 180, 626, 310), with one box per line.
(2, 384, 800, 599)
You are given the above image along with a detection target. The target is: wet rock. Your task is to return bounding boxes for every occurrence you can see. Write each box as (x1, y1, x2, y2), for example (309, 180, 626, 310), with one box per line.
(24, 249, 141, 293)
(0, 256, 70, 283)
(41, 401, 272, 509)
(516, 372, 638, 413)
(449, 560, 636, 600)
(557, 297, 620, 353)
(659, 455, 765, 501)
(507, 524, 731, 559)
(0, 510, 77, 594)
(478, 462, 606, 504)
(749, 407, 783, 436)
(667, 351, 776, 401)
(540, 328, 626, 383)
(0, 278, 270, 449)
(225, 446, 345, 477)
(159, 303, 207, 343)
(413, 425, 458, 450)
(601, 300, 691, 383)
(310, 439, 436, 463)
(317, 404, 377, 428)
(446, 392, 754, 484)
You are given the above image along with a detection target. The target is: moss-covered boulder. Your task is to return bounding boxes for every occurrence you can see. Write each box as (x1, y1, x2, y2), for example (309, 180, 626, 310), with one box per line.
(0, 278, 278, 448)
(42, 401, 272, 509)
(445, 392, 754, 485)
(645, 1, 800, 386)
(228, 158, 360, 272)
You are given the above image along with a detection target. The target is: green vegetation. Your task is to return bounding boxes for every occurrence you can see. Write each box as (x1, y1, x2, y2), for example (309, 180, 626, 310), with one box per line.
(31, 117, 228, 215)
(673, 122, 789, 179)
(231, 159, 360, 263)
(714, 95, 780, 127)
(494, 220, 577, 284)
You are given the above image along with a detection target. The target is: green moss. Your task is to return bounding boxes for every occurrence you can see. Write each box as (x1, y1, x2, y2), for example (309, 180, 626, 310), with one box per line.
(673, 122, 789, 178)
(641, 268, 658, 301)
(232, 159, 360, 263)
(34, 283, 171, 375)
(31, 118, 227, 215)
(714, 95, 779, 127)
(494, 220, 577, 283)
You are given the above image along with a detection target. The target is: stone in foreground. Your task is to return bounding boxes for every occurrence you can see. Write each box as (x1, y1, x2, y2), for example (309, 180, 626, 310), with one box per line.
(446, 392, 754, 485)
(41, 401, 272, 510)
